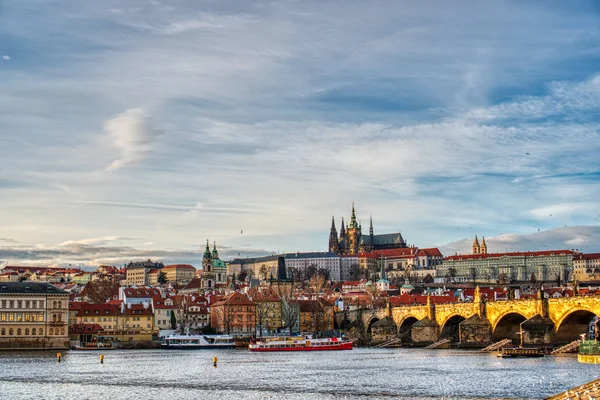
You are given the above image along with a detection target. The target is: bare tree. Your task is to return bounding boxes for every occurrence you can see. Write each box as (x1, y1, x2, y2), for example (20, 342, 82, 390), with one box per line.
(85, 279, 119, 304)
(348, 264, 361, 280)
(255, 301, 278, 337)
(281, 298, 300, 335)
(213, 303, 239, 334)
(259, 264, 269, 280)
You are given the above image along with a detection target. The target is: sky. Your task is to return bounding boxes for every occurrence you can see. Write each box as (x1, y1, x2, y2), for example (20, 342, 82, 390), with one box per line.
(1, 1, 600, 268)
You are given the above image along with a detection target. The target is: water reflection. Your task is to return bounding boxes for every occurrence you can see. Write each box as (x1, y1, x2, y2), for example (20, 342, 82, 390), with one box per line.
(0, 348, 598, 399)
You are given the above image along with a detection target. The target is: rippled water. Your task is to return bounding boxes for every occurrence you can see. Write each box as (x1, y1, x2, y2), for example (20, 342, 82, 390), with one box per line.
(0, 348, 598, 399)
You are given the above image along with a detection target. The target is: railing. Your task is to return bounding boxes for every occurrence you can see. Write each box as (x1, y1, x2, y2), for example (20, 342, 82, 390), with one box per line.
(551, 339, 581, 355)
(481, 338, 512, 352)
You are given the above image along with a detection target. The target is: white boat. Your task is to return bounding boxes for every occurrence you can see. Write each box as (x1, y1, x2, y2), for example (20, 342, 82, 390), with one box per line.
(161, 334, 235, 349)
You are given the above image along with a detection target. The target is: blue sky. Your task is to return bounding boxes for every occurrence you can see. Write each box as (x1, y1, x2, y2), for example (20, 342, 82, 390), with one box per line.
(1, 1, 599, 267)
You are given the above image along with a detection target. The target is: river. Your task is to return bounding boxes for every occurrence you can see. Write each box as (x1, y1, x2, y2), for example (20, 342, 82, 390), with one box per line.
(0, 348, 598, 399)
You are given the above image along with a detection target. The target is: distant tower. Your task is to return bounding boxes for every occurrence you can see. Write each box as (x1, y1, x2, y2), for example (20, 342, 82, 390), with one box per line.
(212, 241, 219, 259)
(329, 216, 340, 254)
(472, 235, 480, 255)
(339, 217, 346, 241)
(346, 203, 362, 254)
(201, 240, 216, 290)
(369, 214, 374, 237)
(480, 236, 488, 254)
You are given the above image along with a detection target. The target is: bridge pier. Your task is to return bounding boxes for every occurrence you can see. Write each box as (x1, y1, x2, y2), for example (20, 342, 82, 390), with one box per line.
(411, 317, 440, 346)
(459, 314, 492, 348)
(520, 315, 555, 346)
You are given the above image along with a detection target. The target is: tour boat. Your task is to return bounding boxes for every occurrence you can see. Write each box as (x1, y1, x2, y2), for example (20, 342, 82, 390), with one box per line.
(248, 336, 353, 352)
(497, 347, 544, 358)
(161, 334, 235, 349)
(72, 342, 115, 351)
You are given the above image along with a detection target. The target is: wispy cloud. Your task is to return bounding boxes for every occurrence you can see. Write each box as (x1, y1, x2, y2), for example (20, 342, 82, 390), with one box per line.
(104, 108, 162, 171)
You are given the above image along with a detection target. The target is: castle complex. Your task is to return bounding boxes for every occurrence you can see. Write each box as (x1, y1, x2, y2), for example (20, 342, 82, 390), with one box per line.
(328, 203, 408, 255)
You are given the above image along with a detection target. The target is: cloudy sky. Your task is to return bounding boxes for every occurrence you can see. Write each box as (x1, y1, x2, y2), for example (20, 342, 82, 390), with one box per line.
(1, 1, 600, 267)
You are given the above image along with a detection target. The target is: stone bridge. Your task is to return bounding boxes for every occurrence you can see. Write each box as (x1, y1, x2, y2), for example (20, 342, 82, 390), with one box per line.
(336, 289, 600, 347)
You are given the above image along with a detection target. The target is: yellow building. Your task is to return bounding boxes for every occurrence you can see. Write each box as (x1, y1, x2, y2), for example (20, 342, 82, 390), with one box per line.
(573, 253, 600, 281)
(75, 303, 157, 342)
(163, 264, 196, 285)
(297, 299, 335, 334)
(249, 288, 282, 336)
(0, 282, 69, 350)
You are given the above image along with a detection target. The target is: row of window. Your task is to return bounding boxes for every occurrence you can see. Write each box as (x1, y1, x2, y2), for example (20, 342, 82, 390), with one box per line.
(0, 327, 64, 336)
(0, 300, 47, 309)
(0, 313, 45, 322)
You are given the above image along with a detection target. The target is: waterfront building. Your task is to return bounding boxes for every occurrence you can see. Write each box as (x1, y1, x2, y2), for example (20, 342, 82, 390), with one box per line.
(163, 264, 196, 285)
(437, 249, 574, 283)
(0, 282, 69, 350)
(210, 292, 256, 335)
(248, 288, 282, 336)
(125, 260, 164, 286)
(297, 299, 335, 333)
(573, 253, 600, 282)
(328, 203, 408, 255)
(152, 296, 175, 331)
(285, 252, 341, 281)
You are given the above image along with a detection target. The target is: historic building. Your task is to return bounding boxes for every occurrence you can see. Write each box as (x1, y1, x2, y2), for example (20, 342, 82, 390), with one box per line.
(285, 252, 341, 281)
(472, 235, 488, 255)
(163, 264, 196, 285)
(329, 203, 408, 255)
(0, 282, 69, 350)
(125, 259, 164, 286)
(437, 249, 574, 283)
(200, 241, 227, 290)
(573, 253, 600, 282)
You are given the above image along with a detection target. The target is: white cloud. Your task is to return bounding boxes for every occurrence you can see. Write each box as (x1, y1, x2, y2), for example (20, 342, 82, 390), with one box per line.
(2, 55, 10, 60)
(104, 108, 162, 171)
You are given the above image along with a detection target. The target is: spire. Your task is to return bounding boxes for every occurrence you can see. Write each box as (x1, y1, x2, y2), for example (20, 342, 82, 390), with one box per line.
(212, 241, 219, 259)
(480, 236, 487, 254)
(339, 217, 346, 240)
(203, 240, 211, 259)
(472, 235, 480, 255)
(349, 202, 357, 229)
(369, 214, 374, 237)
(329, 216, 340, 254)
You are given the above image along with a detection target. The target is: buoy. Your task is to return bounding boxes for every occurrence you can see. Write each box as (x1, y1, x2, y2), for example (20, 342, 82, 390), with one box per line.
(100, 354, 104, 364)
(57, 353, 61, 362)
(213, 356, 218, 367)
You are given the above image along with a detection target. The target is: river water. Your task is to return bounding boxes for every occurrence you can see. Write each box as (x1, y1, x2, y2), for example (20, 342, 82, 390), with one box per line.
(0, 348, 598, 399)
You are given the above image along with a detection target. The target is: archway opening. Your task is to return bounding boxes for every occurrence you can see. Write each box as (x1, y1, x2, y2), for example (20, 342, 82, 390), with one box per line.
(398, 317, 419, 343)
(555, 310, 598, 344)
(441, 315, 466, 343)
(493, 313, 527, 342)
(367, 318, 379, 339)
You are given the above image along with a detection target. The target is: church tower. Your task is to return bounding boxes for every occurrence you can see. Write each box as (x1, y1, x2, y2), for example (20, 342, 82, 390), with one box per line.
(201, 240, 216, 290)
(480, 236, 488, 254)
(329, 216, 340, 253)
(472, 235, 480, 255)
(346, 203, 362, 254)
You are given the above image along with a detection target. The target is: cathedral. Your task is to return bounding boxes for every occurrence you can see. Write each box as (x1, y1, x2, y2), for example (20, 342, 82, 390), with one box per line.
(200, 240, 227, 290)
(328, 203, 408, 255)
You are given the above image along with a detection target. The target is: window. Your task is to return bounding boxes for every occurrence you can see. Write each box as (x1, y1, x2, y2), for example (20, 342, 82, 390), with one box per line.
(25, 313, 31, 322)
(9, 301, 14, 308)
(39, 301, 44, 308)
(0, 313, 5, 321)
(25, 328, 29, 335)
(1, 300, 5, 308)
(9, 328, 13, 336)
(9, 314, 14, 321)
(32, 328, 36, 335)
(17, 301, 22, 309)
(39, 328, 43, 336)
(60, 328, 65, 335)
(0, 329, 4, 335)
(17, 328, 21, 336)
(25, 301, 30, 309)
(49, 328, 54, 335)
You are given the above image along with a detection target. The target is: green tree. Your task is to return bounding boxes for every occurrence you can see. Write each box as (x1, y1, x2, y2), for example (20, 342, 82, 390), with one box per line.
(158, 271, 168, 284)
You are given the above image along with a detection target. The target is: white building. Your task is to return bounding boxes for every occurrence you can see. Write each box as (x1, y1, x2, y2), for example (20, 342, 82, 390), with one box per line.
(285, 252, 341, 281)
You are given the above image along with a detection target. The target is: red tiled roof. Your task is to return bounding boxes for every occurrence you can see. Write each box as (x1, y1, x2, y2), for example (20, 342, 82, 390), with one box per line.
(416, 248, 443, 257)
(164, 264, 196, 270)
(76, 303, 121, 317)
(70, 323, 104, 334)
(123, 288, 161, 298)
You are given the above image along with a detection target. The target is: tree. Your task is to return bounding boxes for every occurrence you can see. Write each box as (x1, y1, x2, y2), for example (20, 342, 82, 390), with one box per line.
(469, 267, 477, 285)
(158, 271, 168, 284)
(287, 267, 302, 281)
(445, 268, 457, 283)
(85, 279, 119, 304)
(310, 273, 328, 295)
(255, 300, 278, 337)
(307, 301, 326, 336)
(348, 264, 361, 280)
(530, 272, 537, 284)
(259, 264, 269, 281)
(238, 269, 248, 282)
(170, 309, 177, 329)
(497, 273, 509, 285)
(423, 274, 434, 284)
(304, 264, 318, 281)
(281, 298, 300, 335)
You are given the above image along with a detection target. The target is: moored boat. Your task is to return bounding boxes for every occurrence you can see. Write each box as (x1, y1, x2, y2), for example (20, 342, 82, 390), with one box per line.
(72, 341, 115, 351)
(497, 347, 544, 358)
(161, 334, 235, 349)
(249, 336, 353, 352)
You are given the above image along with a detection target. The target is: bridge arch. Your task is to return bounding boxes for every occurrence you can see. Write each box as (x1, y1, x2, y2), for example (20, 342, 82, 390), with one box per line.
(554, 309, 598, 343)
(397, 316, 419, 343)
(440, 315, 466, 343)
(492, 312, 527, 342)
(366, 317, 380, 338)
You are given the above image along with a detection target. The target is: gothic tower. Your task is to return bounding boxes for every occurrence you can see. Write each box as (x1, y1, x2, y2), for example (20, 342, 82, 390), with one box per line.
(480, 236, 488, 254)
(329, 216, 340, 253)
(472, 235, 480, 255)
(346, 203, 362, 254)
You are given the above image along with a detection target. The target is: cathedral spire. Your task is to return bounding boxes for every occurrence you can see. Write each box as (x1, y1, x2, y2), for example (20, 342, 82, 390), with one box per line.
(369, 214, 374, 237)
(349, 202, 357, 229)
(472, 235, 480, 255)
(339, 217, 346, 240)
(480, 236, 487, 254)
(329, 216, 340, 254)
